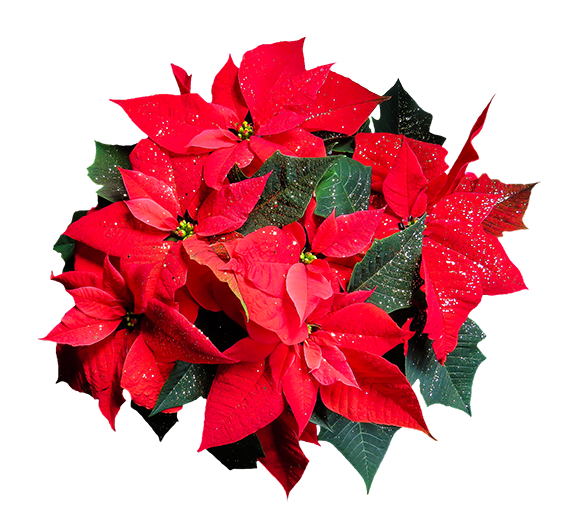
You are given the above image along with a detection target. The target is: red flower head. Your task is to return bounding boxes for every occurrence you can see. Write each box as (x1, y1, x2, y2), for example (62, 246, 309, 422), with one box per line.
(42, 255, 232, 428)
(113, 39, 384, 190)
(198, 290, 429, 454)
(62, 138, 270, 315)
(354, 101, 530, 362)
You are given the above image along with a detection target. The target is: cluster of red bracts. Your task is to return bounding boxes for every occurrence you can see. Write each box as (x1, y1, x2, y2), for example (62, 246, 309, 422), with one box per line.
(43, 39, 532, 494)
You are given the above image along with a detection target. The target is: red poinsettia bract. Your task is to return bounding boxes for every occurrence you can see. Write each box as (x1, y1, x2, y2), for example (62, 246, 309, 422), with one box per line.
(63, 138, 269, 316)
(42, 255, 231, 428)
(198, 290, 429, 457)
(113, 39, 384, 190)
(354, 101, 532, 362)
(209, 209, 384, 340)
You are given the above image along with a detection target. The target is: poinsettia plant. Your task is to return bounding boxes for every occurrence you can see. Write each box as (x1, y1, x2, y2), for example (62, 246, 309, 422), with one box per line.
(43, 39, 534, 495)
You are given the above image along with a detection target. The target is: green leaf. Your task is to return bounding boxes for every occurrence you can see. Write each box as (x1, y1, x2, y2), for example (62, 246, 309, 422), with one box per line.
(326, 136, 354, 155)
(226, 164, 248, 184)
(149, 361, 215, 416)
(326, 119, 372, 154)
(373, 80, 445, 146)
(348, 216, 425, 313)
(126, 400, 190, 440)
(238, 151, 341, 235)
(53, 210, 88, 273)
(87, 141, 134, 202)
(309, 396, 334, 431)
(315, 157, 371, 217)
(405, 318, 486, 415)
(319, 409, 399, 493)
(207, 433, 265, 470)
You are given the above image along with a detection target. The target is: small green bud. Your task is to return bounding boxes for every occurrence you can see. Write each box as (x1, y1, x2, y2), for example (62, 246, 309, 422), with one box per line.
(300, 251, 317, 264)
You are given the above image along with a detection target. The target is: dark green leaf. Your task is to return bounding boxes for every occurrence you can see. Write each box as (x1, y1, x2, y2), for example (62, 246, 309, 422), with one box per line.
(309, 396, 334, 431)
(326, 119, 372, 154)
(315, 158, 371, 217)
(406, 319, 486, 415)
(238, 152, 341, 235)
(373, 80, 445, 145)
(87, 141, 134, 202)
(226, 164, 248, 184)
(319, 409, 399, 493)
(53, 210, 88, 273)
(348, 216, 425, 313)
(326, 136, 354, 154)
(207, 433, 265, 470)
(130, 400, 178, 441)
(150, 361, 215, 416)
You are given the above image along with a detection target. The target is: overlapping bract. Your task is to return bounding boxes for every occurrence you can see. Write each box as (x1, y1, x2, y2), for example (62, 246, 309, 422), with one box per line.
(43, 39, 533, 495)
(354, 99, 531, 362)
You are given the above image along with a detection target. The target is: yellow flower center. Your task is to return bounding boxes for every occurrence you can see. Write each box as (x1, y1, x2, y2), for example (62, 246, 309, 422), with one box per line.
(174, 220, 195, 240)
(237, 121, 254, 140)
(300, 251, 317, 264)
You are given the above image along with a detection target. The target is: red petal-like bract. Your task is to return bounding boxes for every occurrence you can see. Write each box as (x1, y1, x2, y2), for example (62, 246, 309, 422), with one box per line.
(183, 235, 246, 310)
(195, 172, 270, 236)
(212, 55, 248, 125)
(73, 243, 106, 275)
(320, 348, 430, 435)
(171, 63, 192, 94)
(421, 240, 483, 363)
(223, 338, 275, 363)
(121, 333, 175, 410)
(311, 209, 383, 257)
(255, 65, 332, 136)
(265, 127, 326, 158)
(381, 137, 428, 219)
(238, 39, 306, 129)
(283, 221, 307, 251)
(102, 255, 131, 304)
(431, 98, 493, 204)
(56, 343, 92, 394)
(242, 278, 309, 345)
(120, 168, 180, 218)
(112, 93, 226, 154)
(354, 133, 403, 191)
(458, 173, 537, 237)
(199, 360, 285, 450)
(423, 193, 527, 361)
(64, 202, 166, 258)
(174, 285, 199, 323)
(282, 353, 318, 436)
(143, 299, 232, 364)
(188, 128, 237, 150)
(224, 226, 299, 297)
(300, 422, 319, 446)
(256, 411, 309, 497)
(430, 191, 496, 224)
(426, 215, 526, 296)
(328, 290, 372, 311)
(121, 242, 187, 315)
(268, 342, 295, 385)
(51, 270, 102, 292)
(67, 286, 125, 320)
(307, 342, 359, 388)
(299, 71, 384, 135)
(317, 302, 412, 356)
(43, 307, 123, 347)
(248, 135, 296, 162)
(82, 331, 131, 428)
(286, 263, 332, 325)
(125, 198, 179, 231)
(202, 141, 254, 190)
(129, 139, 208, 218)
(406, 137, 449, 183)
